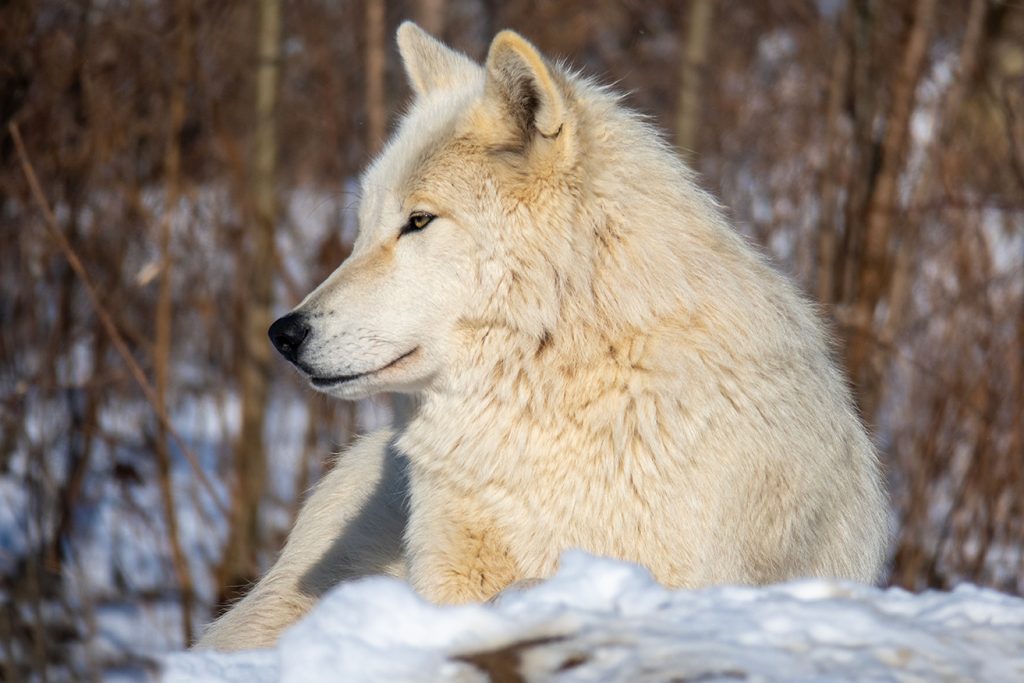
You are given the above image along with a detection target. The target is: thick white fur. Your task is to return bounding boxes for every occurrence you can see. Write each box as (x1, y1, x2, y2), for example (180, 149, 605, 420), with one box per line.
(196, 23, 888, 650)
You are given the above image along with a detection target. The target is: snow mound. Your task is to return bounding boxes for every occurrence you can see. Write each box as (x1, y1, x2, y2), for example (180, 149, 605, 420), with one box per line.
(165, 552, 1024, 682)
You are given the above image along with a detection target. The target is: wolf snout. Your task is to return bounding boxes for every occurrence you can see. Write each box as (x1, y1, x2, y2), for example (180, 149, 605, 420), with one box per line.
(268, 312, 310, 364)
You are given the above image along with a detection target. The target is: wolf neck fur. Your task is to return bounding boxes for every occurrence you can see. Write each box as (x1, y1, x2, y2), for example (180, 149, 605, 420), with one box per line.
(398, 205, 691, 491)
(399, 319, 648, 484)
(398, 90, 760, 488)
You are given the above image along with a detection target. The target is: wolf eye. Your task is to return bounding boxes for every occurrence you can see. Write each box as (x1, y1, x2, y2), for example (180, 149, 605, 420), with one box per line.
(400, 212, 435, 237)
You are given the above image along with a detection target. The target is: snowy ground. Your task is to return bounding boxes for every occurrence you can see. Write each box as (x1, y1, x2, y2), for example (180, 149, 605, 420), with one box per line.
(165, 552, 1024, 682)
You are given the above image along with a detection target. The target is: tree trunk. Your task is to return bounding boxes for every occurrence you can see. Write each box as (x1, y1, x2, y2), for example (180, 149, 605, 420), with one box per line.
(882, 0, 988, 342)
(154, 0, 195, 645)
(833, 0, 881, 306)
(218, 0, 281, 610)
(844, 0, 937, 417)
(815, 4, 853, 305)
(675, 0, 714, 160)
(365, 0, 387, 156)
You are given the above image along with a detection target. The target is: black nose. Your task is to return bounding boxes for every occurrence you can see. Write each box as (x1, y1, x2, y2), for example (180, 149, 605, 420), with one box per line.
(268, 312, 310, 363)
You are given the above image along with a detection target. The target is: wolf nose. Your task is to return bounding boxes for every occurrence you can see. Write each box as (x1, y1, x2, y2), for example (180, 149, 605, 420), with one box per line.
(268, 313, 310, 363)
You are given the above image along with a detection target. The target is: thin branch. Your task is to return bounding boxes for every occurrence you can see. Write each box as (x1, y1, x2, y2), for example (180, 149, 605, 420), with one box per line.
(837, 319, 993, 424)
(8, 120, 228, 518)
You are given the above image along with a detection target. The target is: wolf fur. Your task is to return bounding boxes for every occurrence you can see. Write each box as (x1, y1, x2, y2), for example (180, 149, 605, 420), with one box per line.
(196, 23, 888, 650)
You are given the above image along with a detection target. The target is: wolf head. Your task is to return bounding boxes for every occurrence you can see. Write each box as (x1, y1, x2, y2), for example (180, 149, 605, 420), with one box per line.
(270, 23, 615, 400)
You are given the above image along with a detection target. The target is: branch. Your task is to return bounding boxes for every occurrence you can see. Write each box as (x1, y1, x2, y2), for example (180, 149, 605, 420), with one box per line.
(836, 317, 994, 424)
(7, 121, 228, 519)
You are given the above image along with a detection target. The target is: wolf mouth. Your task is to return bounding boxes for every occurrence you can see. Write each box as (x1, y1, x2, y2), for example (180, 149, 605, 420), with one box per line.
(310, 347, 420, 388)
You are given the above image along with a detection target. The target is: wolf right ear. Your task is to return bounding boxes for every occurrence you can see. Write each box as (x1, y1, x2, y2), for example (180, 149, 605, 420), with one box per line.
(397, 22, 481, 97)
(484, 31, 566, 141)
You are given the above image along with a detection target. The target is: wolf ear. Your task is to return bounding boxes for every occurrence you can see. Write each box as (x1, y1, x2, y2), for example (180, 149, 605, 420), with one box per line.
(397, 21, 480, 97)
(484, 30, 566, 140)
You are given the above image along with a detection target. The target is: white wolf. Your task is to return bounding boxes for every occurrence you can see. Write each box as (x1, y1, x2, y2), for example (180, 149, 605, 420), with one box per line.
(197, 23, 889, 650)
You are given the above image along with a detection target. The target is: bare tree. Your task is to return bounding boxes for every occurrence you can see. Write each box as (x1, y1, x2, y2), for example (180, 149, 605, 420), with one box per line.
(218, 0, 282, 609)
(815, 3, 853, 305)
(154, 0, 196, 644)
(675, 0, 714, 159)
(883, 0, 989, 342)
(844, 0, 938, 415)
(365, 0, 387, 155)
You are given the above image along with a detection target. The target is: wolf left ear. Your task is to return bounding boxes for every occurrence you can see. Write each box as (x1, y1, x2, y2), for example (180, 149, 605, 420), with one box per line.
(484, 31, 566, 141)
(397, 21, 481, 97)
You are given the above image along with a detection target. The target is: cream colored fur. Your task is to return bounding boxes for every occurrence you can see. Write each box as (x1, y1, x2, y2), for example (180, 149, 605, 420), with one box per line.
(196, 23, 889, 650)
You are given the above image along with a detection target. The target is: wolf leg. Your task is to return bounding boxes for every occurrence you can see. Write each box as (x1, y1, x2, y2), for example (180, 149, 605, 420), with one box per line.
(404, 490, 523, 604)
(194, 429, 407, 650)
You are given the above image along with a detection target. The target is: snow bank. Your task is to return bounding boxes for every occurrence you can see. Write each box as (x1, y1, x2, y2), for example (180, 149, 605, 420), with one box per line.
(164, 552, 1024, 682)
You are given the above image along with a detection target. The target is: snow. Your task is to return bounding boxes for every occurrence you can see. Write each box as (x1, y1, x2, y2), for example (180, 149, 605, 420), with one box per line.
(164, 552, 1024, 682)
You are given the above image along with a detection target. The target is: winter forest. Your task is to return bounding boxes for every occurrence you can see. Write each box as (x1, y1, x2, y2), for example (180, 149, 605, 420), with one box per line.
(1, 0, 1022, 679)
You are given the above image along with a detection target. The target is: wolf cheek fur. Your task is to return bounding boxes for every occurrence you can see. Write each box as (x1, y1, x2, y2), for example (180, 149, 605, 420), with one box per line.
(196, 23, 889, 651)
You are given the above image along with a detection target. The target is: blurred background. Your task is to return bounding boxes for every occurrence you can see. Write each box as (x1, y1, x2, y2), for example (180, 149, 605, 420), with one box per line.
(1, 0, 1022, 679)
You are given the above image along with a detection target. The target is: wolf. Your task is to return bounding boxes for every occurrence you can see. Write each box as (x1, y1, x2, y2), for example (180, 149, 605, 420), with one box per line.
(196, 23, 889, 650)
